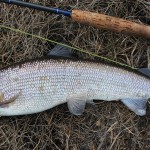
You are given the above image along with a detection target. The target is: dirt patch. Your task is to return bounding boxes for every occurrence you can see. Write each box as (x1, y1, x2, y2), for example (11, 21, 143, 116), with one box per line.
(0, 0, 150, 149)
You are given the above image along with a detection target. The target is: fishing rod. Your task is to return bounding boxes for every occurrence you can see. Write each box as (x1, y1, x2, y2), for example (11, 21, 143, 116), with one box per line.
(1, 0, 150, 39)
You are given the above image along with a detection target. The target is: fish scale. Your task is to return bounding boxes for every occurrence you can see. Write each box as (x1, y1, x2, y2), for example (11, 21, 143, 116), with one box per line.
(0, 57, 150, 116)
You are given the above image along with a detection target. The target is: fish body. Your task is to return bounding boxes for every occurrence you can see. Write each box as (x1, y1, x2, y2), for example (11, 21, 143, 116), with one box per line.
(0, 55, 150, 116)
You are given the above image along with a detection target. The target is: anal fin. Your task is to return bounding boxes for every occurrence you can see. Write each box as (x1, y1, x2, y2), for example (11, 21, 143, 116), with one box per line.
(121, 98, 148, 116)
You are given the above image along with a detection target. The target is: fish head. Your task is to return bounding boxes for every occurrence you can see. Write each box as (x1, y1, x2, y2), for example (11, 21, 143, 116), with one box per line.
(0, 67, 21, 104)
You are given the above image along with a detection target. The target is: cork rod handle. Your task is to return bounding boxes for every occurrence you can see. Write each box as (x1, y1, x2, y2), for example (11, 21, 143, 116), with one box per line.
(72, 10, 150, 39)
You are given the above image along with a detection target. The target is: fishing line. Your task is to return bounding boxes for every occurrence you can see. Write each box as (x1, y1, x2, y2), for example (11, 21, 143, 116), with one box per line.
(0, 25, 137, 69)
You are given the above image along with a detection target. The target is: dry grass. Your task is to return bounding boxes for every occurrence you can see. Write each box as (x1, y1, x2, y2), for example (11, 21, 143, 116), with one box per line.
(0, 0, 150, 149)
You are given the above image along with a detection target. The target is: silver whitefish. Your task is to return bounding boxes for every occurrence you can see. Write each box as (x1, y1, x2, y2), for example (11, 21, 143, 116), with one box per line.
(0, 45, 150, 116)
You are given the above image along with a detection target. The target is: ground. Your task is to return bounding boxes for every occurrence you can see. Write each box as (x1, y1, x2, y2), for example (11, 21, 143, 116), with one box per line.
(0, 0, 150, 149)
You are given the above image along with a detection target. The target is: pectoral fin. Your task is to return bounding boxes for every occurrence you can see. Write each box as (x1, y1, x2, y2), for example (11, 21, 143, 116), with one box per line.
(0, 90, 21, 107)
(67, 92, 87, 115)
(121, 98, 148, 116)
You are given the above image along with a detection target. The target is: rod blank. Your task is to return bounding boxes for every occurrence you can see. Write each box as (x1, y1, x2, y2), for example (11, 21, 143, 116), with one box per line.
(1, 0, 71, 16)
(1, 0, 150, 39)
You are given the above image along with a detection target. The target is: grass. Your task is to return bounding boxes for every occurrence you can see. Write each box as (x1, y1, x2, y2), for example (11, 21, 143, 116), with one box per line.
(0, 0, 150, 149)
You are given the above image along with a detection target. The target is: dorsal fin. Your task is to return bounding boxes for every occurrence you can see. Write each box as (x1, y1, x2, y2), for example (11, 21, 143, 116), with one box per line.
(138, 68, 150, 77)
(48, 44, 77, 58)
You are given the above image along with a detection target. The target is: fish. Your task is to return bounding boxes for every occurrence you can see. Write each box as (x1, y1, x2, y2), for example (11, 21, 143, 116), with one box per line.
(0, 45, 150, 116)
